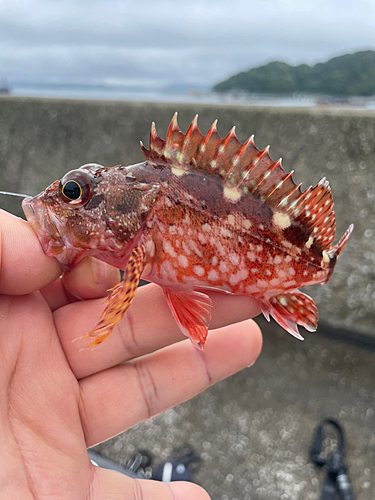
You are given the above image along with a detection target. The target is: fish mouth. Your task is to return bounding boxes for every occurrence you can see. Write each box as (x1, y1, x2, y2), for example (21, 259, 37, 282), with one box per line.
(22, 197, 75, 271)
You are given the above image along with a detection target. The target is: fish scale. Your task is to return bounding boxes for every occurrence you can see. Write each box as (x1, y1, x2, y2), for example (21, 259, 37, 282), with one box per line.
(23, 113, 353, 348)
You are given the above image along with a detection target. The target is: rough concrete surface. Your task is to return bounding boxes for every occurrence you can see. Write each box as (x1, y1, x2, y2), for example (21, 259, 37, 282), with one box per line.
(94, 318, 375, 500)
(0, 96, 372, 338)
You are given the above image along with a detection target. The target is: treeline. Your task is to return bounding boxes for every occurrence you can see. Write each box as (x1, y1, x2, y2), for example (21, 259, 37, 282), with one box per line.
(214, 50, 375, 96)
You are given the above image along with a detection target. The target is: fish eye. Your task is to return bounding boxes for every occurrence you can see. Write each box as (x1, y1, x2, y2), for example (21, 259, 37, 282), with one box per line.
(59, 170, 93, 207)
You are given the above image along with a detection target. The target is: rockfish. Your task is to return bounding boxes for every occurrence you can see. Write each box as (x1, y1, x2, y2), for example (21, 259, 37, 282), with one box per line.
(22, 113, 353, 348)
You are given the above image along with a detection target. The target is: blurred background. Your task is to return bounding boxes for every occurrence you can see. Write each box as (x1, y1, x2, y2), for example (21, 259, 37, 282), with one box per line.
(1, 1, 375, 499)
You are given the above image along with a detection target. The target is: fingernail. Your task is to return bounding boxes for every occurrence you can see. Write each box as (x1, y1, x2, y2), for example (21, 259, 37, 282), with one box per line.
(90, 258, 112, 285)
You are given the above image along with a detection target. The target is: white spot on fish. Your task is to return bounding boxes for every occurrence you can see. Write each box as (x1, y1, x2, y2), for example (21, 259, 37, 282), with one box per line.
(208, 269, 219, 281)
(322, 251, 330, 263)
(280, 297, 288, 306)
(247, 251, 256, 261)
(219, 261, 228, 273)
(188, 240, 202, 257)
(251, 268, 258, 274)
(163, 240, 177, 257)
(169, 225, 177, 235)
(197, 233, 207, 244)
(246, 285, 259, 294)
(223, 186, 241, 202)
(288, 267, 296, 276)
(243, 219, 251, 229)
(273, 212, 291, 229)
(144, 240, 155, 258)
(229, 269, 248, 286)
(270, 278, 280, 286)
(285, 255, 292, 263)
(281, 240, 292, 249)
(237, 269, 248, 280)
(171, 167, 186, 177)
(284, 280, 297, 287)
(164, 197, 172, 208)
(211, 256, 218, 266)
(229, 253, 240, 266)
(278, 269, 287, 278)
(202, 223, 211, 233)
(227, 214, 235, 225)
(221, 228, 232, 238)
(194, 265, 205, 277)
(178, 255, 189, 268)
(229, 274, 239, 286)
(182, 241, 191, 255)
(256, 280, 268, 288)
(305, 236, 314, 248)
(274, 255, 282, 264)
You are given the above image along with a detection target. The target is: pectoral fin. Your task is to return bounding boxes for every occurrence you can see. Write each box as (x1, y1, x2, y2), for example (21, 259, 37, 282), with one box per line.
(164, 288, 212, 349)
(82, 246, 145, 347)
(260, 290, 318, 340)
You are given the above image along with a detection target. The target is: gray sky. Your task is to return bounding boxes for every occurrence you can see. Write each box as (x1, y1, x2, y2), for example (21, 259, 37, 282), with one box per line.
(1, 0, 375, 89)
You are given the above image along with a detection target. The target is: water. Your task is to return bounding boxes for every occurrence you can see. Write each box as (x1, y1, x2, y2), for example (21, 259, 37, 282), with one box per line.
(3, 82, 375, 110)
(2, 82, 323, 108)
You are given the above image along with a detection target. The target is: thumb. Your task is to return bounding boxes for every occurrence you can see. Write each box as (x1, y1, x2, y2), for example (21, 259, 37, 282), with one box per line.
(91, 466, 211, 500)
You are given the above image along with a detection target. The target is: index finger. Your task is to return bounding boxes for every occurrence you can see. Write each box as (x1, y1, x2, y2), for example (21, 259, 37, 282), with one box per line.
(0, 210, 62, 295)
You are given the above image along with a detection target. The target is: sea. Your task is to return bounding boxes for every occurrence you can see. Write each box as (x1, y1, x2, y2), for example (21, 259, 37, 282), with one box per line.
(3, 82, 375, 110)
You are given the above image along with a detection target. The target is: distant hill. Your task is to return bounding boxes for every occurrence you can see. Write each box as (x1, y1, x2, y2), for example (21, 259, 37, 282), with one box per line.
(214, 50, 375, 96)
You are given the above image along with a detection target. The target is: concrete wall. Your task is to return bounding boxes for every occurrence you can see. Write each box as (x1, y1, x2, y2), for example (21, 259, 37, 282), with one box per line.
(0, 96, 373, 338)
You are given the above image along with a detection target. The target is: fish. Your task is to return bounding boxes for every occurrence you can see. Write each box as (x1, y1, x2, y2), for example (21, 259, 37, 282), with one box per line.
(22, 113, 353, 348)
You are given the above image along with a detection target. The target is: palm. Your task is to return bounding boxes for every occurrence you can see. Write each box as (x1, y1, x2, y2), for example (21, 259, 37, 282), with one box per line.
(1, 291, 88, 499)
(0, 210, 262, 499)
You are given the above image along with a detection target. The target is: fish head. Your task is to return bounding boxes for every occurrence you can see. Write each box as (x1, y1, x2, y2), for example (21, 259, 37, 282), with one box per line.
(22, 163, 160, 271)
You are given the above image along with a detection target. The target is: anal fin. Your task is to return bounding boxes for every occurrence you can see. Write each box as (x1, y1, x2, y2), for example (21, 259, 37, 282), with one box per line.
(260, 290, 318, 340)
(82, 246, 145, 347)
(164, 288, 212, 350)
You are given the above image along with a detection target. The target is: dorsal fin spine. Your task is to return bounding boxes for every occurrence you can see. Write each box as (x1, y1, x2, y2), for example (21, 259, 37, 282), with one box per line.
(277, 171, 294, 206)
(252, 152, 278, 194)
(286, 183, 303, 211)
(165, 113, 178, 141)
(234, 136, 256, 186)
(211, 125, 240, 175)
(150, 122, 158, 141)
(181, 114, 202, 166)
(202, 120, 218, 146)
(262, 159, 283, 199)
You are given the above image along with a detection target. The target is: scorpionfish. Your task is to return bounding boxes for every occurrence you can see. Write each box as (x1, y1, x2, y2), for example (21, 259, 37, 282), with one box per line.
(22, 113, 353, 348)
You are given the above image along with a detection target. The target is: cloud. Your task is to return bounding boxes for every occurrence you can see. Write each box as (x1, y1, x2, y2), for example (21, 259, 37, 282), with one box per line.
(1, 0, 375, 87)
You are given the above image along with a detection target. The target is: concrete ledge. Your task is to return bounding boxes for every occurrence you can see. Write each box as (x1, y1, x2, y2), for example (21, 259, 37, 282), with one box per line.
(0, 97, 371, 337)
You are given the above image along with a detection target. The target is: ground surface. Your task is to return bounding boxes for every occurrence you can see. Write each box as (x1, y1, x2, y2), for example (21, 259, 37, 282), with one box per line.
(94, 317, 375, 500)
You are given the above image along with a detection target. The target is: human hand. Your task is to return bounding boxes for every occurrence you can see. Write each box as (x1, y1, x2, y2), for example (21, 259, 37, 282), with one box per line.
(0, 209, 262, 499)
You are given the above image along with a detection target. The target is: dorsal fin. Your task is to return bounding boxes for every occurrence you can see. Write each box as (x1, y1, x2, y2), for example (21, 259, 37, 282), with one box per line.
(140, 113, 338, 250)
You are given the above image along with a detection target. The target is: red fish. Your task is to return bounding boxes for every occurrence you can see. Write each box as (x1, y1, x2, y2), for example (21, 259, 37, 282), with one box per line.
(22, 113, 353, 348)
